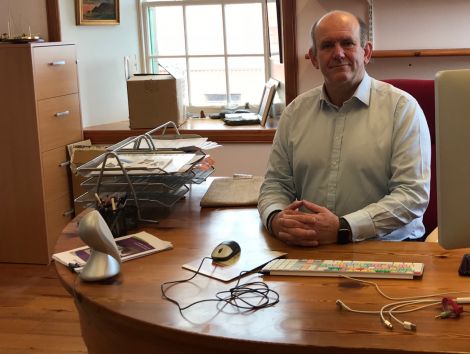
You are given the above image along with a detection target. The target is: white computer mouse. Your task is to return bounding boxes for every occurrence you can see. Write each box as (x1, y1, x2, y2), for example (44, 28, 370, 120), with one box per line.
(211, 240, 241, 262)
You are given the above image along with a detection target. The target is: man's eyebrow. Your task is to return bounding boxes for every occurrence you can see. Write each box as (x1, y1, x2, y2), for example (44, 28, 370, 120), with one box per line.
(319, 36, 356, 45)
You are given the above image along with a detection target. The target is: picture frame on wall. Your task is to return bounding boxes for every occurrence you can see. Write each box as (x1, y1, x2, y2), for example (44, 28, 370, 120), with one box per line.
(75, 0, 120, 25)
(266, 0, 283, 63)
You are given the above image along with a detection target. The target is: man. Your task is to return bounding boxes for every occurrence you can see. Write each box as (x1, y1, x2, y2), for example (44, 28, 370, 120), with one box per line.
(258, 10, 431, 246)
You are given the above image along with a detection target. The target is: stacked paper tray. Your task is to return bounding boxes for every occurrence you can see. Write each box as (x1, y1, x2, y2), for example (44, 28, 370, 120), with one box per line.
(74, 122, 216, 222)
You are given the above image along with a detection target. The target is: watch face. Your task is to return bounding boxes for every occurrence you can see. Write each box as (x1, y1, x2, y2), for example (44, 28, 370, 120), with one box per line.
(337, 229, 351, 244)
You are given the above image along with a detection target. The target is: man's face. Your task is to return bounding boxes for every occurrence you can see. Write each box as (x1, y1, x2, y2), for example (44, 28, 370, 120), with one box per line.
(310, 13, 371, 88)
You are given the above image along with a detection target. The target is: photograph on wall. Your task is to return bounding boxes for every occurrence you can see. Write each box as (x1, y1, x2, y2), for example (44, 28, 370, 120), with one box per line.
(75, 0, 120, 25)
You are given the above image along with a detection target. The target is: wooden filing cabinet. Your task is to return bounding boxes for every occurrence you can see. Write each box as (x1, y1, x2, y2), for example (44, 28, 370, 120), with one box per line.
(0, 42, 83, 264)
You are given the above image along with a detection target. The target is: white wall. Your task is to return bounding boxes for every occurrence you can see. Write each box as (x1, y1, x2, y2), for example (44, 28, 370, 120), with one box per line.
(4, 0, 470, 131)
(209, 143, 272, 176)
(59, 0, 141, 128)
(0, 0, 48, 40)
(296, 0, 470, 94)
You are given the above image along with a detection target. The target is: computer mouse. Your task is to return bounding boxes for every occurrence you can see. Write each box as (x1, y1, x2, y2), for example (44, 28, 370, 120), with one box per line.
(211, 240, 241, 262)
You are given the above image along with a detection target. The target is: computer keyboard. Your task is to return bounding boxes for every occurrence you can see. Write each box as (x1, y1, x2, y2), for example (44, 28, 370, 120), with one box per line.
(260, 259, 424, 279)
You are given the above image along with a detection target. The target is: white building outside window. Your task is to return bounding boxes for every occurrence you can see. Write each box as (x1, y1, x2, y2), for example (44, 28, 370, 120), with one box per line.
(140, 0, 270, 110)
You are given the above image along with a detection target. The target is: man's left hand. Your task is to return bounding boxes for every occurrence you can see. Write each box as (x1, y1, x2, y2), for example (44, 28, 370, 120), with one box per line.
(300, 200, 339, 244)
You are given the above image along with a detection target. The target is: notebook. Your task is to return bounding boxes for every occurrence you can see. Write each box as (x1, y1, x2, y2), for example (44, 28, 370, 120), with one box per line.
(224, 79, 278, 126)
(200, 176, 264, 207)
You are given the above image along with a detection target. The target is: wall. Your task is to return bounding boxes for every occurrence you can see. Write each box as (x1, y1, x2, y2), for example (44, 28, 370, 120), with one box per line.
(209, 143, 272, 176)
(5, 0, 470, 177)
(4, 1, 470, 125)
(296, 0, 470, 94)
(0, 0, 48, 40)
(59, 0, 141, 128)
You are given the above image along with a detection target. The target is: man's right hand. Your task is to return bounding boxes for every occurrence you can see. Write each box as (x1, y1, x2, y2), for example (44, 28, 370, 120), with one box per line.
(271, 200, 340, 247)
(271, 200, 320, 247)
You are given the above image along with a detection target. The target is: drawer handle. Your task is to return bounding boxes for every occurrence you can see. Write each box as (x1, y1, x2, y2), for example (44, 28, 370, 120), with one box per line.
(49, 60, 66, 66)
(63, 209, 74, 217)
(55, 110, 70, 118)
(59, 160, 70, 167)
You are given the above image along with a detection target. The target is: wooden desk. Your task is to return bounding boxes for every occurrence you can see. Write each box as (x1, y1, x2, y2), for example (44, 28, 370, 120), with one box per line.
(83, 117, 279, 145)
(55, 181, 470, 354)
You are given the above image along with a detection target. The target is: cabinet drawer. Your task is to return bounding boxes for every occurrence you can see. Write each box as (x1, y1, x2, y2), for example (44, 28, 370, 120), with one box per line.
(33, 45, 79, 100)
(38, 94, 82, 151)
(42, 147, 71, 202)
(45, 194, 74, 258)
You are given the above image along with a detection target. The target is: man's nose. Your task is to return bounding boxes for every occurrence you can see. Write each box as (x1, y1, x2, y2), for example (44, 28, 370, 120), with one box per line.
(333, 43, 345, 59)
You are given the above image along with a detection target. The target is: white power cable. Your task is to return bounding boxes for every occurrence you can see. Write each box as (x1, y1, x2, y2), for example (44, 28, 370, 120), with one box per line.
(336, 275, 468, 331)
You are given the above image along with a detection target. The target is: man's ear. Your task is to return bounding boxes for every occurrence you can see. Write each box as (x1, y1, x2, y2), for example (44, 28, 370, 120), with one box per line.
(308, 48, 319, 69)
(363, 41, 373, 65)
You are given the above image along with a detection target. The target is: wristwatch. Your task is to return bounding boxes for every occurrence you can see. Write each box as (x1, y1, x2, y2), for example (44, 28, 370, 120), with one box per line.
(337, 217, 352, 244)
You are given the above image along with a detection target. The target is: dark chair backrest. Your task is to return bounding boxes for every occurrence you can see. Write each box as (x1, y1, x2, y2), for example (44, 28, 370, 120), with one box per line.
(382, 79, 436, 236)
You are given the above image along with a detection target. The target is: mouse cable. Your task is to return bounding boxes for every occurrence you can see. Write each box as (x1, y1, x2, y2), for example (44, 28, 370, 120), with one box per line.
(161, 257, 279, 316)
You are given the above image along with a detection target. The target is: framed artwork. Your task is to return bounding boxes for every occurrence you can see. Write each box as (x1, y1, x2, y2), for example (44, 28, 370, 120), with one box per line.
(75, 0, 120, 25)
(266, 0, 283, 63)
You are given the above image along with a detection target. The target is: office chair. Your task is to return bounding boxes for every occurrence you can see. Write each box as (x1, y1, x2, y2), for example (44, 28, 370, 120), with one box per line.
(382, 79, 436, 237)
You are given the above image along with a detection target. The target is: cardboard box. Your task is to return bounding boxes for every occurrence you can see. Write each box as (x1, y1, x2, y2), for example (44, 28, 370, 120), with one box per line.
(67, 140, 108, 215)
(127, 74, 185, 129)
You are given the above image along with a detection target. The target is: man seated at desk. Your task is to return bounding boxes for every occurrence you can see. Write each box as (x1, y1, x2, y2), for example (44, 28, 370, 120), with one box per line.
(258, 10, 431, 246)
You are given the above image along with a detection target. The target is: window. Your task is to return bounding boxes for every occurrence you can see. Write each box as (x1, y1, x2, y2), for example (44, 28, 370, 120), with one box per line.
(140, 0, 269, 109)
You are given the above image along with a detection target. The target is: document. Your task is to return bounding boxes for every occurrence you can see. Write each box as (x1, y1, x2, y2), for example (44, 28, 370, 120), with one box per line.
(120, 137, 221, 151)
(53, 231, 173, 272)
(91, 153, 198, 175)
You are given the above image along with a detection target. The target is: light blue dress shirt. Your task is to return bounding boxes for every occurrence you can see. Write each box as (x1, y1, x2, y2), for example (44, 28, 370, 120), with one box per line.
(258, 74, 431, 241)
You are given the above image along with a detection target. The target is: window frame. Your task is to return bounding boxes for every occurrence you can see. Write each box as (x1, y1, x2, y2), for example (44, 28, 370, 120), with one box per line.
(139, 0, 271, 108)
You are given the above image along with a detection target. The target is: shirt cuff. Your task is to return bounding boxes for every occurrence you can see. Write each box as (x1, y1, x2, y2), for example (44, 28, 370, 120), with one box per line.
(261, 203, 286, 231)
(267, 210, 281, 234)
(343, 210, 376, 242)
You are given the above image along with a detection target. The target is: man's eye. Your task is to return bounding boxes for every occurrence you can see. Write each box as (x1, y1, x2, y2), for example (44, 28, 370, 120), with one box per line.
(321, 42, 334, 49)
(341, 40, 355, 48)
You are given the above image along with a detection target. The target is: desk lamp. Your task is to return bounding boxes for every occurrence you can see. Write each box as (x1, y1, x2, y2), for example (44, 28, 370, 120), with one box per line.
(78, 210, 121, 281)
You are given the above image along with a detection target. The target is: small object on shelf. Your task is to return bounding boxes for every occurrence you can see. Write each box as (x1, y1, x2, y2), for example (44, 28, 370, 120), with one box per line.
(0, 25, 44, 43)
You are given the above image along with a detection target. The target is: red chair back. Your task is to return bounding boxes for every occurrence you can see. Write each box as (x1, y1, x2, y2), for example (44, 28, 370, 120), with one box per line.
(382, 79, 436, 236)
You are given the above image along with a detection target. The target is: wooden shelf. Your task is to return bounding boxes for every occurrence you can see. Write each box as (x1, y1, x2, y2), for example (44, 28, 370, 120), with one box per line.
(372, 48, 470, 58)
(305, 48, 470, 59)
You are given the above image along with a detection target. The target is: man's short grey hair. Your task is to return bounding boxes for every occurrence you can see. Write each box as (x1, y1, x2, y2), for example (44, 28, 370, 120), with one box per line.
(310, 13, 369, 55)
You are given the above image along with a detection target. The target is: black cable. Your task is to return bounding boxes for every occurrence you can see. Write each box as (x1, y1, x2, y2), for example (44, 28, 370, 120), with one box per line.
(161, 257, 279, 316)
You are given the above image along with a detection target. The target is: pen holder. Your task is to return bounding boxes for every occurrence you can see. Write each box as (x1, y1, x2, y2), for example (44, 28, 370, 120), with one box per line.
(96, 198, 138, 238)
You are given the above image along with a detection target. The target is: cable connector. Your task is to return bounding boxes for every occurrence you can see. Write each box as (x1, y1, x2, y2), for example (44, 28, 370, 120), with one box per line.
(336, 299, 344, 310)
(403, 321, 417, 331)
(383, 319, 393, 329)
(456, 297, 470, 304)
(435, 310, 452, 319)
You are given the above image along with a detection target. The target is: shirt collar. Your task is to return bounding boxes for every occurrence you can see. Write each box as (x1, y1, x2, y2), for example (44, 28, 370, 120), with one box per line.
(320, 73, 371, 108)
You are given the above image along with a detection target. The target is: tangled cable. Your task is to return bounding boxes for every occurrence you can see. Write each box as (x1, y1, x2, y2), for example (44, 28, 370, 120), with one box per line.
(161, 257, 279, 316)
(336, 275, 469, 331)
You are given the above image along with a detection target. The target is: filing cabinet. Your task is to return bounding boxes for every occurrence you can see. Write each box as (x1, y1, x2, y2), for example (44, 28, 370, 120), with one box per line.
(0, 42, 83, 263)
